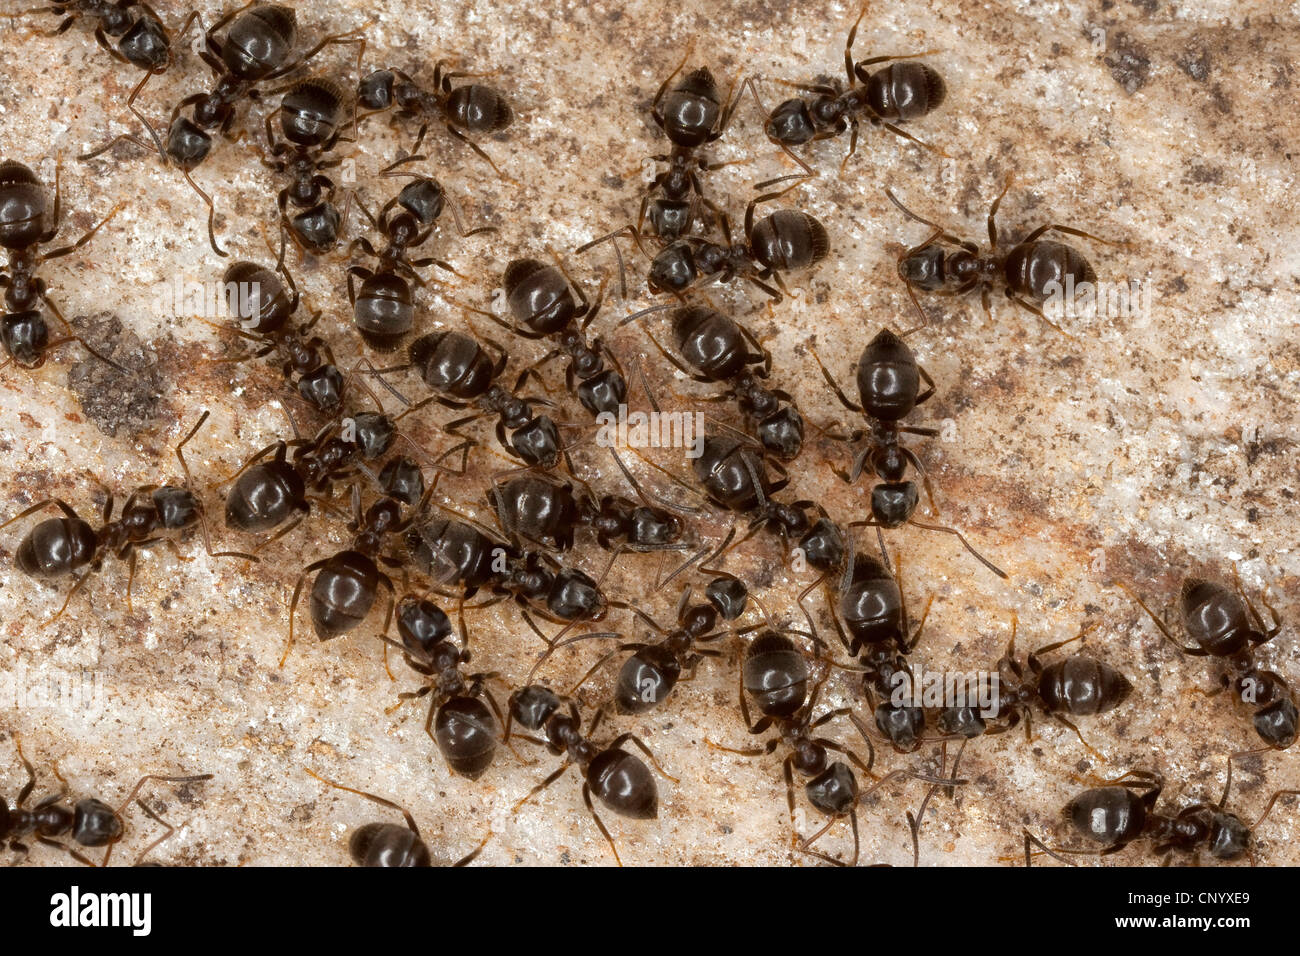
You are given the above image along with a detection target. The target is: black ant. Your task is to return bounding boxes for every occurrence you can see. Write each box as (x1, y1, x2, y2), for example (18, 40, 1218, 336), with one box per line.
(222, 399, 457, 548)
(23, 0, 192, 74)
(815, 544, 933, 754)
(887, 176, 1117, 333)
(507, 686, 675, 866)
(403, 511, 613, 632)
(394, 329, 565, 469)
(1124, 573, 1296, 750)
(498, 256, 631, 419)
(712, 630, 959, 866)
(1022, 754, 1299, 865)
(356, 59, 513, 177)
(630, 303, 805, 460)
(814, 327, 1005, 578)
(347, 140, 492, 352)
(751, 1, 945, 179)
(1, 736, 211, 866)
(1, 411, 255, 618)
(212, 260, 344, 414)
(383, 599, 514, 779)
(0, 160, 123, 372)
(305, 768, 490, 867)
(80, 2, 366, 256)
(593, 183, 828, 303)
(262, 75, 352, 263)
(580, 52, 743, 254)
(488, 471, 685, 555)
(537, 573, 750, 715)
(935, 617, 1132, 754)
(284, 480, 437, 667)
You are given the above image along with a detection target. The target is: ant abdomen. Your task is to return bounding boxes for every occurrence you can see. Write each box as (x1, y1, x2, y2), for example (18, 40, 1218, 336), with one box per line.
(1003, 239, 1096, 302)
(862, 62, 946, 123)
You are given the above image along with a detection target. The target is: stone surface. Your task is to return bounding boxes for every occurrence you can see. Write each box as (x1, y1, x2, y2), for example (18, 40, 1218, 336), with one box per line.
(0, 0, 1295, 866)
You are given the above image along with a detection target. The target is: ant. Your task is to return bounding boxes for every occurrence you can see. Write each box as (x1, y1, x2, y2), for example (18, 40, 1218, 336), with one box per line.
(751, 1, 945, 179)
(356, 59, 513, 177)
(262, 76, 352, 264)
(383, 599, 515, 779)
(284, 480, 439, 667)
(306, 768, 490, 867)
(1, 736, 210, 866)
(507, 686, 675, 866)
(80, 2, 366, 256)
(712, 630, 959, 866)
(213, 260, 345, 414)
(23, 0, 192, 74)
(815, 327, 1005, 578)
(1022, 754, 1299, 865)
(347, 141, 492, 352)
(404, 512, 613, 632)
(935, 617, 1132, 754)
(538, 573, 750, 715)
(887, 176, 1116, 333)
(630, 303, 805, 460)
(498, 256, 630, 420)
(580, 52, 743, 254)
(1124, 572, 1296, 750)
(2, 411, 255, 618)
(594, 183, 828, 303)
(487, 471, 684, 555)
(222, 399, 457, 548)
(814, 544, 933, 754)
(0, 160, 123, 372)
(396, 329, 565, 469)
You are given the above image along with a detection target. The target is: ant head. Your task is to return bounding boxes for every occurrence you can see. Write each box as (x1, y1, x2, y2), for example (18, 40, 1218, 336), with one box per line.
(509, 684, 562, 733)
(807, 762, 858, 816)
(705, 576, 748, 621)
(649, 242, 699, 294)
(766, 97, 818, 146)
(395, 597, 453, 661)
(870, 481, 918, 528)
(118, 13, 170, 72)
(1207, 810, 1251, 860)
(897, 244, 948, 290)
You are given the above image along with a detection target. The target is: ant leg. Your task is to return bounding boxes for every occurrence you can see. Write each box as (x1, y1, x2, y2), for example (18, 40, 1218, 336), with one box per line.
(42, 202, 122, 261)
(809, 344, 863, 413)
(513, 760, 572, 812)
(904, 516, 1006, 580)
(1021, 222, 1119, 247)
(1117, 583, 1208, 656)
(607, 733, 678, 783)
(1050, 714, 1102, 760)
(281, 559, 329, 668)
(581, 782, 624, 867)
(13, 736, 36, 807)
(0, 497, 83, 531)
(844, 0, 870, 82)
(445, 123, 512, 182)
(49, 570, 94, 623)
(304, 768, 423, 836)
(986, 175, 1013, 249)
